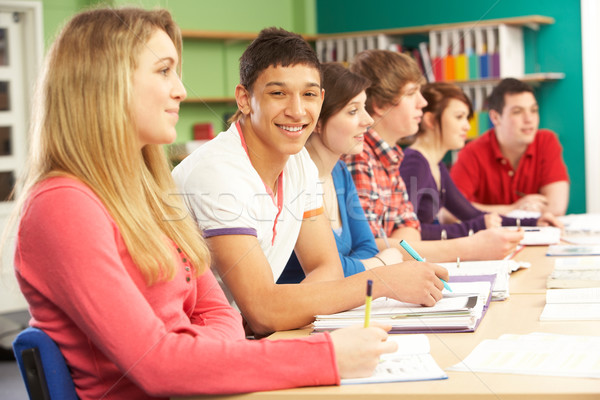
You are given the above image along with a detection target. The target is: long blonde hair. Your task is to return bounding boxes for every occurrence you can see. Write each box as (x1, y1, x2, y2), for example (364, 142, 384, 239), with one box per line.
(17, 7, 209, 284)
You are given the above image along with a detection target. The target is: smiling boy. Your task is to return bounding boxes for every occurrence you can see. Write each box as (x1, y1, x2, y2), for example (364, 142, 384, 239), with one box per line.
(172, 28, 448, 336)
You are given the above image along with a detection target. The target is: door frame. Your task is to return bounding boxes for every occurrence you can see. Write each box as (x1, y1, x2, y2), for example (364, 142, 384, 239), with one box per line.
(0, 1, 42, 313)
(581, 0, 600, 213)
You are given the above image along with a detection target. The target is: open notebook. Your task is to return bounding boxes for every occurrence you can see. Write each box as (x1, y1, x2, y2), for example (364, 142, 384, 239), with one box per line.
(342, 334, 447, 384)
(314, 278, 493, 334)
(438, 260, 513, 300)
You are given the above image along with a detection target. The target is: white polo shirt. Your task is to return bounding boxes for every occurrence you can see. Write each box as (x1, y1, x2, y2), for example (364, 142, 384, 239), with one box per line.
(172, 122, 323, 283)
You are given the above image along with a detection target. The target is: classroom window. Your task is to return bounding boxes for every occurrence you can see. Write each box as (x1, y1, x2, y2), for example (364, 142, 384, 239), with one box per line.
(0, 126, 11, 156)
(0, 170, 14, 201)
(0, 28, 7, 66)
(0, 81, 9, 111)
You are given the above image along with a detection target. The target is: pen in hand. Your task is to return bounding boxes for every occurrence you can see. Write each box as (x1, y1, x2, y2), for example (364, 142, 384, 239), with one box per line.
(364, 279, 373, 328)
(398, 240, 452, 292)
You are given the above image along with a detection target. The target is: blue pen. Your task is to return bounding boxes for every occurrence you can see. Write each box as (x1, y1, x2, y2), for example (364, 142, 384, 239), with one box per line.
(399, 239, 453, 292)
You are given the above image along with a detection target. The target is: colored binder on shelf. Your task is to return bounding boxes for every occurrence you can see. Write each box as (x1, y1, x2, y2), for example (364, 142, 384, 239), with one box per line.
(453, 30, 468, 81)
(419, 42, 435, 82)
(440, 31, 455, 81)
(411, 48, 426, 76)
(444, 54, 455, 81)
(336, 38, 346, 62)
(465, 28, 478, 80)
(488, 27, 500, 78)
(345, 37, 356, 62)
(475, 28, 489, 78)
(467, 112, 479, 139)
(479, 110, 491, 133)
(429, 30, 445, 81)
(497, 24, 524, 78)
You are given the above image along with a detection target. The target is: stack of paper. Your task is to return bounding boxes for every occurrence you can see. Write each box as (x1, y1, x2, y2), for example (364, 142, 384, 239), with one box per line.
(342, 335, 447, 384)
(521, 227, 561, 245)
(547, 257, 600, 289)
(560, 213, 600, 244)
(449, 332, 600, 378)
(560, 213, 600, 234)
(439, 260, 512, 300)
(503, 226, 561, 245)
(546, 244, 600, 257)
(540, 288, 600, 321)
(314, 280, 492, 333)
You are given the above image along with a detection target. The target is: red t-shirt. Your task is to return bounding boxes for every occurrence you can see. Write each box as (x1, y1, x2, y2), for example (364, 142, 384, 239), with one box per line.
(450, 128, 569, 205)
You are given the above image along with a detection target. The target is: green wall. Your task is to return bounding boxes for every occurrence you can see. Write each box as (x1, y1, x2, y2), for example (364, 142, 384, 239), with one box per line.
(316, 0, 584, 214)
(36, 0, 317, 144)
(112, 0, 317, 142)
(30, 1, 586, 212)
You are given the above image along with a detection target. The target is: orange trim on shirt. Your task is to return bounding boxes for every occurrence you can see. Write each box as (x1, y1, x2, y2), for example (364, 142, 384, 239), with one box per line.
(303, 207, 324, 219)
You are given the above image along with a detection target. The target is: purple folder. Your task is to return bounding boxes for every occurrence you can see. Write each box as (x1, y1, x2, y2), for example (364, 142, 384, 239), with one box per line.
(388, 274, 496, 334)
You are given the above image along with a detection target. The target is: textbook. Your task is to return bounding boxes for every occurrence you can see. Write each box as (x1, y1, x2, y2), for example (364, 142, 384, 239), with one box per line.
(314, 278, 493, 333)
(560, 213, 600, 244)
(448, 332, 600, 378)
(341, 334, 447, 384)
(546, 244, 600, 256)
(547, 257, 600, 289)
(540, 288, 600, 321)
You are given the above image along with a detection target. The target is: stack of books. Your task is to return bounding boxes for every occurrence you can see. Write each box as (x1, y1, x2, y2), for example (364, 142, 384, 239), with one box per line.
(540, 288, 600, 321)
(314, 279, 493, 334)
(547, 257, 600, 289)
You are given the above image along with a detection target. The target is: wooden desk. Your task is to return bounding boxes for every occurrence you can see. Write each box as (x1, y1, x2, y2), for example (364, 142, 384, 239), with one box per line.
(510, 245, 555, 294)
(174, 248, 600, 400)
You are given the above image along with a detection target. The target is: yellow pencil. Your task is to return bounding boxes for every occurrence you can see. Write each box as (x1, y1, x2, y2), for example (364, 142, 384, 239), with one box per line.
(364, 279, 373, 328)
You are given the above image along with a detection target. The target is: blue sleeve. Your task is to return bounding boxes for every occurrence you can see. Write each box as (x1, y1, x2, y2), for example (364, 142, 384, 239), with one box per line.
(338, 251, 369, 277)
(334, 161, 378, 276)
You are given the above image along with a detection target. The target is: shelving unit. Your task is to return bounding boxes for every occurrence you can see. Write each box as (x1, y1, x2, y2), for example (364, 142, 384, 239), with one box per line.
(314, 15, 555, 39)
(181, 15, 561, 105)
(313, 15, 561, 138)
(179, 15, 563, 140)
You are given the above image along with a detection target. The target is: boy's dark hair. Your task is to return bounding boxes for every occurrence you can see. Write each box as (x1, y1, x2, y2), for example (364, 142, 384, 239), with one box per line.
(487, 78, 535, 114)
(229, 27, 321, 123)
(239, 27, 321, 91)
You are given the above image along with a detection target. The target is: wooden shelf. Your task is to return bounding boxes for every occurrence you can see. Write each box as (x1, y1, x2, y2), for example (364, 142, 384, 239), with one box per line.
(315, 15, 554, 39)
(181, 16, 553, 43)
(181, 30, 257, 41)
(453, 72, 565, 86)
(181, 30, 317, 41)
(180, 16, 559, 107)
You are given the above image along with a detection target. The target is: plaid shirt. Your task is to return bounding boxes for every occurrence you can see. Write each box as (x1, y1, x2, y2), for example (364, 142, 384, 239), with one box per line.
(342, 129, 420, 238)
